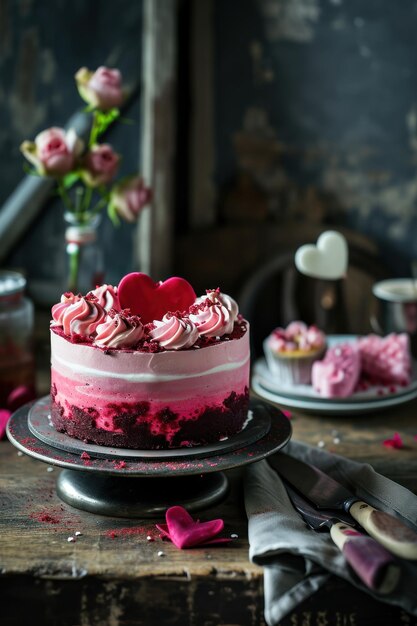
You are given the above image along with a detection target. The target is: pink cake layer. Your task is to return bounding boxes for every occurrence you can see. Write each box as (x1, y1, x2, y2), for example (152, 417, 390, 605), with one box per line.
(50, 327, 250, 449)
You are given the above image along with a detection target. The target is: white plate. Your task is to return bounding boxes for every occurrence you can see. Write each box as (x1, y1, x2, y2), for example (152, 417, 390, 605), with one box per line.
(252, 334, 417, 415)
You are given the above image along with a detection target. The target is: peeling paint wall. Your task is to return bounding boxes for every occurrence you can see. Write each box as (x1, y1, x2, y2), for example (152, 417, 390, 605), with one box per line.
(0, 0, 143, 300)
(214, 0, 417, 273)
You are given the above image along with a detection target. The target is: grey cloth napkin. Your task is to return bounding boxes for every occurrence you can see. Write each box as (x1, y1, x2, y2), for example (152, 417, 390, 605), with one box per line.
(244, 439, 417, 625)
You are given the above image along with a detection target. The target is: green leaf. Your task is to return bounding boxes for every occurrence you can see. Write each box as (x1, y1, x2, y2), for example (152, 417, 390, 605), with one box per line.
(107, 202, 121, 227)
(62, 172, 80, 189)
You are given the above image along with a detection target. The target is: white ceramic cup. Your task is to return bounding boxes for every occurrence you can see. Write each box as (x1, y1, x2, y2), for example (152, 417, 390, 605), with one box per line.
(372, 278, 417, 356)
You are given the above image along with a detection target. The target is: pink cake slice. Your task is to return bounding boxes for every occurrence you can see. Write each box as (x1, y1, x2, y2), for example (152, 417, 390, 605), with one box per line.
(312, 343, 360, 398)
(358, 333, 411, 386)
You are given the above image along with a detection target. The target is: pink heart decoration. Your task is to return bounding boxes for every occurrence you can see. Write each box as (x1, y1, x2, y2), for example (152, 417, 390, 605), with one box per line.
(118, 273, 197, 324)
(0, 409, 11, 440)
(155, 505, 231, 549)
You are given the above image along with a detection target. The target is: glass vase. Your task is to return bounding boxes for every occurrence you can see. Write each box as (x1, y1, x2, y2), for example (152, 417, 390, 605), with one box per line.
(64, 212, 104, 295)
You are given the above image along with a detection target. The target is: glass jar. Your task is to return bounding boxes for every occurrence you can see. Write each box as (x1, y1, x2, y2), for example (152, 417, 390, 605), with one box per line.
(64, 212, 104, 294)
(0, 271, 35, 406)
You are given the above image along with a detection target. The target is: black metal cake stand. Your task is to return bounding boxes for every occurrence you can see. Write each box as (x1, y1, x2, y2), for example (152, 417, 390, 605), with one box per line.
(6, 396, 291, 518)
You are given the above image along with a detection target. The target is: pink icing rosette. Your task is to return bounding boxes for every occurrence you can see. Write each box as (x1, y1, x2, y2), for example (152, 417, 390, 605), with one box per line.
(94, 312, 144, 348)
(88, 284, 120, 312)
(51, 292, 82, 327)
(61, 296, 106, 337)
(189, 290, 238, 338)
(268, 321, 325, 353)
(150, 314, 199, 350)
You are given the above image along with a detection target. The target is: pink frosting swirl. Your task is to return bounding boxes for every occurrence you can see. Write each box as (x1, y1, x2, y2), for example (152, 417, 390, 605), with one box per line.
(189, 290, 236, 337)
(88, 284, 120, 312)
(61, 296, 106, 337)
(51, 292, 81, 327)
(94, 312, 144, 348)
(150, 314, 199, 350)
(268, 321, 325, 352)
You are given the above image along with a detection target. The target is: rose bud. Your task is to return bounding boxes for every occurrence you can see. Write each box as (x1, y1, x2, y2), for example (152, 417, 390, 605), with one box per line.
(80, 144, 120, 187)
(109, 176, 152, 223)
(75, 66, 124, 111)
(20, 127, 83, 176)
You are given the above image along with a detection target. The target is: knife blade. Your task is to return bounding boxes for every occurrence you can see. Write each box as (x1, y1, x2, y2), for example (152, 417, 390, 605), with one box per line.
(284, 483, 400, 594)
(268, 452, 417, 560)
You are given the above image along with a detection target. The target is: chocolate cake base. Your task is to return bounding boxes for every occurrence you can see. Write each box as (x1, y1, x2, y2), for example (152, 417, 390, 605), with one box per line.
(50, 389, 250, 450)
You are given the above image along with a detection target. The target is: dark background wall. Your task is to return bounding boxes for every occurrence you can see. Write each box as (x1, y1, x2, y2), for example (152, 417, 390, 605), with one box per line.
(212, 0, 417, 275)
(0, 0, 143, 303)
(1, 0, 417, 305)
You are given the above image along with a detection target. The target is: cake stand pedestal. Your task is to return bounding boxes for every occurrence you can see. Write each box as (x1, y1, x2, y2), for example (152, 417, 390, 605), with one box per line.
(56, 471, 229, 517)
(6, 397, 291, 518)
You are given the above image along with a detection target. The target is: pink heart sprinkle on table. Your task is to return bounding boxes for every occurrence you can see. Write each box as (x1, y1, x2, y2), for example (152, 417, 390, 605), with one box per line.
(118, 273, 197, 324)
(383, 432, 404, 449)
(155, 505, 231, 549)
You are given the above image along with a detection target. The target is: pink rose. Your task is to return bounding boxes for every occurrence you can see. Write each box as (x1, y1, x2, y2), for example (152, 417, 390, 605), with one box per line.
(20, 127, 83, 176)
(81, 144, 120, 187)
(109, 176, 152, 223)
(75, 66, 124, 111)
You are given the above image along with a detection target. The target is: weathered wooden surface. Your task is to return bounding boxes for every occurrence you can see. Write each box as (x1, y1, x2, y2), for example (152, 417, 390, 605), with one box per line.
(1, 394, 417, 625)
(0, 444, 265, 626)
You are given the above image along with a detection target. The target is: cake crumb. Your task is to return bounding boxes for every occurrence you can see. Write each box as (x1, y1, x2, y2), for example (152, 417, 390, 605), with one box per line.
(75, 531, 82, 536)
(333, 437, 340, 445)
(157, 550, 165, 557)
(47, 466, 54, 472)
(17, 451, 23, 457)
(317, 440, 325, 448)
(231, 533, 238, 539)
(67, 536, 76, 543)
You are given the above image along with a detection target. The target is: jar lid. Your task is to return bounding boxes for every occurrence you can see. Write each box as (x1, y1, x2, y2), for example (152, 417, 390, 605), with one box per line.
(0, 271, 26, 297)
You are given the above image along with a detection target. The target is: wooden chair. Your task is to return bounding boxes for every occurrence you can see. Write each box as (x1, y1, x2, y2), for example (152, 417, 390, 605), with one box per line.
(238, 241, 394, 361)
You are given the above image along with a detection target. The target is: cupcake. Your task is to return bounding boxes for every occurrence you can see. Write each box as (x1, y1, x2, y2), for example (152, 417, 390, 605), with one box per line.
(264, 321, 326, 385)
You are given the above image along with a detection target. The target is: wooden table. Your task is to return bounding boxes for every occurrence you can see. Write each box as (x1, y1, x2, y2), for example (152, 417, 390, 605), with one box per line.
(1, 393, 417, 626)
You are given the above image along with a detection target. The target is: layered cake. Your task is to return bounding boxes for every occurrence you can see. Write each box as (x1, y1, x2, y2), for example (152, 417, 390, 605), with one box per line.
(263, 321, 326, 385)
(50, 273, 250, 449)
(312, 343, 361, 398)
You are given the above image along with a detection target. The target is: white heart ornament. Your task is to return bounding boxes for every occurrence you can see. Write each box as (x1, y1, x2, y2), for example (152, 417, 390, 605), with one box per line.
(295, 231, 348, 280)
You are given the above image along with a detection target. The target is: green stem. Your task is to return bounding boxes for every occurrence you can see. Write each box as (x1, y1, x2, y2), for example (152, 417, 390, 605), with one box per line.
(58, 182, 74, 212)
(83, 185, 93, 214)
(68, 244, 80, 293)
(90, 196, 108, 216)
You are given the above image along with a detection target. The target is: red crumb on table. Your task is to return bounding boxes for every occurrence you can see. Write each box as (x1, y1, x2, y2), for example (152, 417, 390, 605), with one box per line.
(30, 512, 61, 524)
(383, 432, 404, 449)
(105, 527, 149, 539)
(112, 460, 126, 469)
(80, 452, 91, 460)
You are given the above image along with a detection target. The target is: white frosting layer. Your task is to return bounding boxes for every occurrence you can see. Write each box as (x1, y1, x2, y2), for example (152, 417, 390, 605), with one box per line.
(52, 348, 249, 382)
(51, 326, 249, 381)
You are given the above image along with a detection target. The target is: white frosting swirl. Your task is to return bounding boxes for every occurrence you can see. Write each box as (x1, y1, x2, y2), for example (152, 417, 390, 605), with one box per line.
(88, 284, 120, 312)
(94, 312, 144, 348)
(61, 296, 106, 337)
(51, 292, 81, 327)
(189, 290, 236, 337)
(150, 314, 199, 350)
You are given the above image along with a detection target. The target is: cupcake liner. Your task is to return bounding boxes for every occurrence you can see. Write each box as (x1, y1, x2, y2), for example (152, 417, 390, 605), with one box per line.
(263, 338, 326, 386)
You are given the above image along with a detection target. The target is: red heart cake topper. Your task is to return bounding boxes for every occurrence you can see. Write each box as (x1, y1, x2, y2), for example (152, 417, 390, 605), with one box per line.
(118, 273, 197, 323)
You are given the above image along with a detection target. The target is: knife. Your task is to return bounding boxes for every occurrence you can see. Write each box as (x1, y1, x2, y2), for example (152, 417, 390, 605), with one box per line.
(284, 483, 400, 594)
(268, 452, 417, 560)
